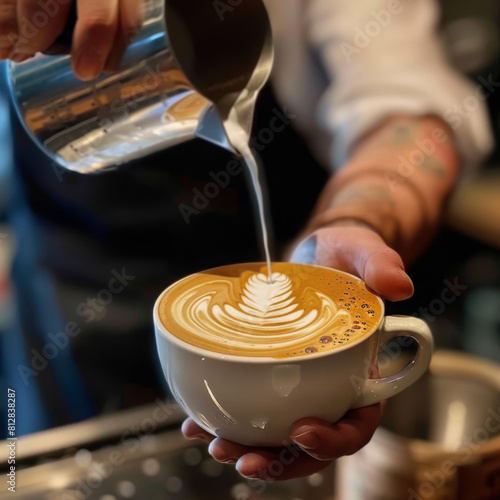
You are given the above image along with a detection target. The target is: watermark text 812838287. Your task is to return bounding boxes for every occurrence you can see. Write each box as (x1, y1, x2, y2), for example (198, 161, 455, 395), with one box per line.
(6, 388, 16, 493)
(7, 389, 15, 438)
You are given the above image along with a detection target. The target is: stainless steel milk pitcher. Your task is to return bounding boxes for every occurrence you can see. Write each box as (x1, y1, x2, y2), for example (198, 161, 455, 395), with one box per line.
(6, 0, 274, 173)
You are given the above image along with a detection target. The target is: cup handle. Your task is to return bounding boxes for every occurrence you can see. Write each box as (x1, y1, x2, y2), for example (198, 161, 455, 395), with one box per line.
(352, 315, 434, 409)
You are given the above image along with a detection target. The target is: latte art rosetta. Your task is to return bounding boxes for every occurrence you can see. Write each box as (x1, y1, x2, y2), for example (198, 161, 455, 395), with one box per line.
(173, 272, 347, 351)
(160, 263, 383, 358)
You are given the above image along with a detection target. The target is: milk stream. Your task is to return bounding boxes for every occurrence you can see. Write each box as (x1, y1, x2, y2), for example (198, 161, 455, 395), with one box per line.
(225, 121, 273, 283)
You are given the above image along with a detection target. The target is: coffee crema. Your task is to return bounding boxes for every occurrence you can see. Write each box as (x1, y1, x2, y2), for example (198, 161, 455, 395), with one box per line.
(159, 263, 382, 358)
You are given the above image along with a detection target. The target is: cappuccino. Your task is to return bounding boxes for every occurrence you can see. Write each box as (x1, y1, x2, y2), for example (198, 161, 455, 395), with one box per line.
(159, 262, 382, 358)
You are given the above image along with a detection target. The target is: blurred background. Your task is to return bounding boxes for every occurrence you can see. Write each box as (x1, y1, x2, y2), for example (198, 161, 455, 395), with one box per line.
(1, 0, 500, 498)
(386, 0, 500, 362)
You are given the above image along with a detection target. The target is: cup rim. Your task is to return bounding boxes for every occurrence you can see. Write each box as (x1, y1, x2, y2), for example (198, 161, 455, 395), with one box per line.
(154, 262, 385, 363)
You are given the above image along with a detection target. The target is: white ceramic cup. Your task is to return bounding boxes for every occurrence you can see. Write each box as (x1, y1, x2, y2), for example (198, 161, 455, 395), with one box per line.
(154, 264, 434, 447)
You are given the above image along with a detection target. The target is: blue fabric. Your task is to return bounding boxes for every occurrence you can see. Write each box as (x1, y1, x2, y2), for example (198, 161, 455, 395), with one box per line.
(2, 172, 96, 436)
(0, 62, 13, 214)
(0, 64, 96, 436)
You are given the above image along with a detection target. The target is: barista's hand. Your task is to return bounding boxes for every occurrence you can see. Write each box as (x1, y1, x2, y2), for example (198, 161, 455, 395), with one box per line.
(0, 0, 144, 80)
(288, 221, 414, 303)
(182, 222, 413, 480)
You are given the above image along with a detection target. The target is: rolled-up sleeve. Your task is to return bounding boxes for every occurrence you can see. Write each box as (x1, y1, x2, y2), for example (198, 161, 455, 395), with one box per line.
(306, 0, 495, 171)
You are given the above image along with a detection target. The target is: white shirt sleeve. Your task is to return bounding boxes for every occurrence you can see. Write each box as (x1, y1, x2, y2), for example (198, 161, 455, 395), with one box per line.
(304, 0, 495, 171)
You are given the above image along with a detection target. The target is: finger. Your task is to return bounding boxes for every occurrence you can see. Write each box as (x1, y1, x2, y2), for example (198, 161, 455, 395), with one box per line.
(208, 438, 251, 464)
(208, 437, 267, 464)
(235, 450, 332, 481)
(291, 228, 414, 301)
(289, 404, 383, 460)
(209, 438, 332, 481)
(13, 0, 73, 58)
(362, 248, 414, 301)
(0, 0, 18, 58)
(181, 419, 215, 444)
(71, 0, 119, 81)
(104, 0, 144, 71)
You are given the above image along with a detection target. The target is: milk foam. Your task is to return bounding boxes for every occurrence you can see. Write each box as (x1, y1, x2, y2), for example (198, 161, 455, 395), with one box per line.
(160, 263, 382, 358)
(159, 262, 382, 358)
(175, 272, 345, 350)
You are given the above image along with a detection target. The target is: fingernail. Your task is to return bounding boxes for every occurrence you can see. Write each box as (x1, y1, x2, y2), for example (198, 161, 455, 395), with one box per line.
(237, 471, 257, 479)
(219, 457, 238, 464)
(399, 268, 411, 279)
(75, 47, 104, 81)
(240, 473, 260, 479)
(290, 236, 317, 265)
(235, 458, 264, 479)
(187, 432, 210, 442)
(291, 430, 320, 450)
(236, 467, 265, 480)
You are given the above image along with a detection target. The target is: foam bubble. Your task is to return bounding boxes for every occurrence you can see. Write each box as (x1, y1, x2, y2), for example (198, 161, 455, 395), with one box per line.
(161, 263, 381, 358)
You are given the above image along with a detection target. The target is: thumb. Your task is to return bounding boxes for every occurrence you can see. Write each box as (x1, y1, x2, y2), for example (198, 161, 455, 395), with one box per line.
(288, 236, 317, 265)
(289, 228, 414, 302)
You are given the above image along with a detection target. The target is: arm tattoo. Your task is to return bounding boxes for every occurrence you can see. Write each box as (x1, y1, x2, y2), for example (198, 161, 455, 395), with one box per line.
(420, 157, 447, 178)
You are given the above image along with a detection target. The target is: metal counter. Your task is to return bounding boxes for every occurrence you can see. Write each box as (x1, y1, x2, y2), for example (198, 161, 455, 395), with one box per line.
(0, 401, 335, 499)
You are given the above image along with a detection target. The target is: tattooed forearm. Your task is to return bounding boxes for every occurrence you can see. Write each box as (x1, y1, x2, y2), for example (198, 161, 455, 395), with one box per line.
(392, 123, 418, 143)
(307, 114, 461, 263)
(329, 183, 395, 207)
(420, 157, 447, 177)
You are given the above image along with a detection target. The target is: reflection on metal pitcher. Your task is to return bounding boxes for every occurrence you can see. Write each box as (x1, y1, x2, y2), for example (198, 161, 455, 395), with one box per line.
(6, 0, 274, 173)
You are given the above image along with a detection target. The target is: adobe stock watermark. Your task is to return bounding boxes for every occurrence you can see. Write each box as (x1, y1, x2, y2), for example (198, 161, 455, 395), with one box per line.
(349, 334, 415, 394)
(213, 0, 244, 22)
(76, 268, 135, 323)
(17, 268, 135, 385)
(412, 277, 467, 323)
(384, 126, 449, 192)
(241, 442, 304, 495)
(407, 405, 500, 499)
(444, 73, 500, 131)
(6, 0, 72, 49)
(349, 277, 467, 394)
(61, 399, 181, 500)
(178, 106, 296, 225)
(339, 0, 405, 63)
(50, 62, 175, 183)
(59, 397, 302, 499)
(382, 75, 499, 192)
